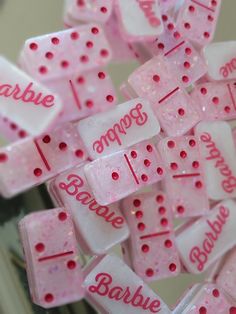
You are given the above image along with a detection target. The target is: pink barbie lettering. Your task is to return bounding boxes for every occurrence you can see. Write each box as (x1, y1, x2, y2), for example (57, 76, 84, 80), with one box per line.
(220, 57, 236, 78)
(88, 272, 161, 313)
(137, 0, 161, 27)
(58, 174, 125, 229)
(92, 103, 148, 154)
(200, 132, 236, 194)
(189, 205, 230, 271)
(0, 81, 55, 107)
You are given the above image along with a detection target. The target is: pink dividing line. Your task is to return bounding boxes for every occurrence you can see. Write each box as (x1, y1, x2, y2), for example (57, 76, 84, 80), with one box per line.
(140, 230, 170, 240)
(38, 251, 74, 262)
(173, 173, 200, 179)
(124, 154, 139, 185)
(164, 41, 185, 57)
(69, 79, 82, 110)
(34, 140, 51, 171)
(191, 0, 215, 12)
(227, 83, 236, 111)
(158, 87, 179, 104)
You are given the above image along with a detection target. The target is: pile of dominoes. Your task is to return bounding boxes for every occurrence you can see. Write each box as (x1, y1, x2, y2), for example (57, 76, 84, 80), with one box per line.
(1, 0, 236, 313)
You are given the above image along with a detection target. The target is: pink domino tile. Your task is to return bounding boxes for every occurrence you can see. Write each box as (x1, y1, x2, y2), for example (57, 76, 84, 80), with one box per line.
(203, 41, 236, 81)
(19, 24, 112, 82)
(83, 254, 171, 314)
(19, 208, 84, 308)
(65, 0, 113, 24)
(0, 56, 62, 136)
(176, 0, 222, 47)
(84, 140, 165, 205)
(173, 283, 236, 314)
(77, 98, 160, 159)
(128, 56, 200, 136)
(191, 81, 236, 121)
(145, 14, 207, 87)
(195, 121, 236, 200)
(63, 10, 141, 63)
(217, 247, 236, 301)
(115, 0, 163, 42)
(46, 68, 117, 124)
(121, 191, 181, 281)
(176, 199, 236, 274)
(158, 135, 209, 217)
(48, 163, 129, 255)
(0, 122, 88, 198)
